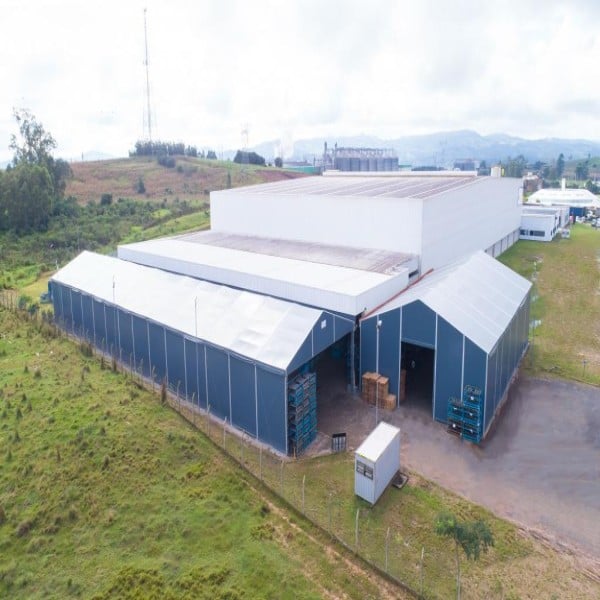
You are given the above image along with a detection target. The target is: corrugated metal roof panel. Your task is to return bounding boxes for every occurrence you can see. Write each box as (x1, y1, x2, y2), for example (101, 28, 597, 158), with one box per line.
(212, 173, 478, 200)
(369, 251, 531, 354)
(51, 251, 322, 371)
(118, 239, 408, 316)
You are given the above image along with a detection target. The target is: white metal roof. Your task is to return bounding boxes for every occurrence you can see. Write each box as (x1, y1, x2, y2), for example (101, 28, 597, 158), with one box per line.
(369, 251, 531, 354)
(528, 188, 600, 207)
(355, 422, 400, 463)
(118, 239, 408, 316)
(214, 173, 479, 200)
(51, 251, 322, 371)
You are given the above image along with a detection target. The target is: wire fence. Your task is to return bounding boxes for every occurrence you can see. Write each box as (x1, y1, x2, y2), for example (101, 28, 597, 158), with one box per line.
(166, 389, 452, 599)
(0, 298, 468, 598)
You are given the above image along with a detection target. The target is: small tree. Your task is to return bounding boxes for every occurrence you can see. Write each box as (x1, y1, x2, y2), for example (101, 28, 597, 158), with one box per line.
(274, 156, 283, 168)
(136, 176, 146, 194)
(435, 512, 494, 600)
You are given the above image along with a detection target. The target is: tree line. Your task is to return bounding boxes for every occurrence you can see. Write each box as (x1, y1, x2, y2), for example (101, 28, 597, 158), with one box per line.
(0, 110, 72, 233)
(130, 140, 217, 161)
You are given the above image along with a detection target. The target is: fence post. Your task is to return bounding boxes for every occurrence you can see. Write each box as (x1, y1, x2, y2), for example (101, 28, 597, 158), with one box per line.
(328, 492, 333, 532)
(355, 508, 360, 550)
(301, 475, 306, 514)
(151, 367, 156, 392)
(420, 546, 425, 598)
(385, 527, 390, 572)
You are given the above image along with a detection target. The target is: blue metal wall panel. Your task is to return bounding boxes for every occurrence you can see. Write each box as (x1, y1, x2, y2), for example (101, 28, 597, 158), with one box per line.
(288, 335, 313, 374)
(463, 338, 486, 395)
(434, 317, 462, 422)
(104, 305, 119, 357)
(132, 315, 150, 376)
(92, 299, 107, 351)
(205, 346, 230, 421)
(464, 337, 488, 429)
(70, 290, 84, 335)
(360, 317, 377, 375)
(148, 322, 166, 383)
(81, 294, 94, 341)
(402, 301, 436, 348)
(486, 350, 497, 416)
(52, 283, 66, 326)
(230, 357, 257, 436)
(197, 343, 208, 409)
(184, 338, 199, 404)
(165, 329, 186, 394)
(256, 367, 287, 454)
(334, 315, 354, 339)
(118, 310, 134, 366)
(378, 309, 401, 398)
(313, 312, 334, 356)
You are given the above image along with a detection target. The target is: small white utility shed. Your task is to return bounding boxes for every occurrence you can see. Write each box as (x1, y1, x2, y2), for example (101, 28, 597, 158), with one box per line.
(354, 422, 401, 505)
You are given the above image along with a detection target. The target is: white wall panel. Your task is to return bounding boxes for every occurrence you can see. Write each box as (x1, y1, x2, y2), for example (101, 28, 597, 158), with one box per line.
(420, 178, 522, 271)
(211, 190, 424, 254)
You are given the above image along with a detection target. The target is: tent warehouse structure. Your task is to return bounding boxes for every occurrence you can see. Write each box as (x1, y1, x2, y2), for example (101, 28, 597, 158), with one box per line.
(360, 251, 531, 440)
(50, 172, 533, 454)
(50, 252, 354, 453)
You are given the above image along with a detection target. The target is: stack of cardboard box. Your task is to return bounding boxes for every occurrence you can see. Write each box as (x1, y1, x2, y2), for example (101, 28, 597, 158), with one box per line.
(361, 372, 397, 410)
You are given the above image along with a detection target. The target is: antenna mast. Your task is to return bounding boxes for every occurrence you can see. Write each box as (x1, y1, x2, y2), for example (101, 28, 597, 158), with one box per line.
(143, 8, 152, 142)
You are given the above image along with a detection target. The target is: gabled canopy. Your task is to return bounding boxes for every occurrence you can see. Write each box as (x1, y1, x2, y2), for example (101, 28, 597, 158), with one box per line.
(372, 251, 531, 354)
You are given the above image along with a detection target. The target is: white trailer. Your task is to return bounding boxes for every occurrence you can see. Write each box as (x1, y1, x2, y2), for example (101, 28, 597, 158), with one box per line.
(354, 422, 401, 505)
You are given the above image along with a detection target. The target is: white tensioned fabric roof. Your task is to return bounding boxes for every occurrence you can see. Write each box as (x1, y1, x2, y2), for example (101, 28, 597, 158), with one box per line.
(51, 251, 323, 371)
(372, 251, 531, 354)
(528, 188, 600, 207)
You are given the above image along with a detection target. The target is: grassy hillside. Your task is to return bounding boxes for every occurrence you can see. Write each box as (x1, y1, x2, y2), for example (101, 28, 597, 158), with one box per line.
(0, 308, 405, 600)
(499, 224, 600, 384)
(67, 156, 305, 205)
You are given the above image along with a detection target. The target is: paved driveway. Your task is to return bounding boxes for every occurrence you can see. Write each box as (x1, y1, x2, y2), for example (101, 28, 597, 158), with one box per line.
(315, 374, 600, 558)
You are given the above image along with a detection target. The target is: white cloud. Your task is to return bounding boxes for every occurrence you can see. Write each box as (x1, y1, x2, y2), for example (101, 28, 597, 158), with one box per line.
(0, 0, 599, 162)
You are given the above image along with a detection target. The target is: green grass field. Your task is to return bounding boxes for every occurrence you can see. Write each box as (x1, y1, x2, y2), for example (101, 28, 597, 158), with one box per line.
(499, 224, 600, 384)
(0, 309, 408, 599)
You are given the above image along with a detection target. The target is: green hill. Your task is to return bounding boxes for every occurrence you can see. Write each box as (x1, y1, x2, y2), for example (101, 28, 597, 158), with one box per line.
(67, 156, 305, 205)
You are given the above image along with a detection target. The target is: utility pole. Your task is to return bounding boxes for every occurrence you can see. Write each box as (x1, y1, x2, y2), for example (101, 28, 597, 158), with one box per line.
(143, 8, 153, 142)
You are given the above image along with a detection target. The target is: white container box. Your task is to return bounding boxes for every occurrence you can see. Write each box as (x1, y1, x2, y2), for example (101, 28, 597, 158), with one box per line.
(354, 422, 401, 505)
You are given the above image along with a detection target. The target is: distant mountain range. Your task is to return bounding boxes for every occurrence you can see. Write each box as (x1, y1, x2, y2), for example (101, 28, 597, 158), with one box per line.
(241, 130, 600, 167)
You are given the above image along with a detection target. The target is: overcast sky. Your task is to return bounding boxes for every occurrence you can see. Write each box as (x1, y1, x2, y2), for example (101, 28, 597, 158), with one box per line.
(1, 0, 599, 162)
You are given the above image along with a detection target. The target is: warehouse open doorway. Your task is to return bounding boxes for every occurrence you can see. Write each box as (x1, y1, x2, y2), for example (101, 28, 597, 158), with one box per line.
(313, 333, 353, 401)
(401, 342, 434, 414)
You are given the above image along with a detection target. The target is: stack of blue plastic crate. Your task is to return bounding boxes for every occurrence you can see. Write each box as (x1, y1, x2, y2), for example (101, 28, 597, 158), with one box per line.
(447, 384, 483, 443)
(288, 372, 317, 455)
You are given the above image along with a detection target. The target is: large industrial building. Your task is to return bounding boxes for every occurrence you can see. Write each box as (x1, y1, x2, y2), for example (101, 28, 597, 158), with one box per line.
(50, 172, 531, 454)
